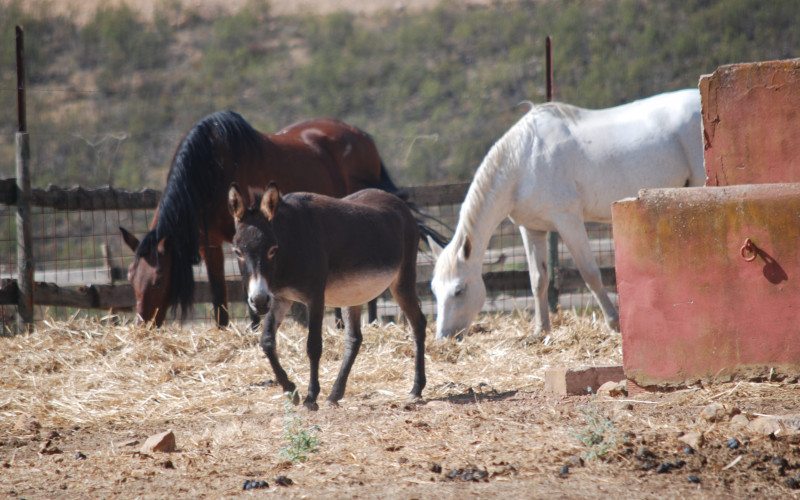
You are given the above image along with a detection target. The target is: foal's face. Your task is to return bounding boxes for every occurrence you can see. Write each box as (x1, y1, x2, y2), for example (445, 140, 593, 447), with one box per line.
(233, 220, 279, 316)
(431, 236, 486, 339)
(229, 183, 281, 316)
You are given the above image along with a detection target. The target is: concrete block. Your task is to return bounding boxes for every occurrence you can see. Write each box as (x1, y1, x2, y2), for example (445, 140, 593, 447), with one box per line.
(612, 184, 800, 390)
(544, 365, 625, 396)
(701, 58, 800, 186)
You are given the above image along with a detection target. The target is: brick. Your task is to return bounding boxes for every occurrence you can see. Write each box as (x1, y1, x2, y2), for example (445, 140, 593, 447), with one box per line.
(544, 365, 625, 396)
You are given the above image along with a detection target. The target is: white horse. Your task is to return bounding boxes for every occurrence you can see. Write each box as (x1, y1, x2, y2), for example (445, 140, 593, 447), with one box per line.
(431, 89, 704, 339)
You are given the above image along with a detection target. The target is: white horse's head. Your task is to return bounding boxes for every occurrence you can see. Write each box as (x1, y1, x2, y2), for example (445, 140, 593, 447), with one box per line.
(430, 235, 486, 339)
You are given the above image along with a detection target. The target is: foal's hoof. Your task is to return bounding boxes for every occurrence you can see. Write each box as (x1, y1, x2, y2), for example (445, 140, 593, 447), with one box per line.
(407, 394, 424, 404)
(324, 399, 341, 409)
(303, 400, 319, 412)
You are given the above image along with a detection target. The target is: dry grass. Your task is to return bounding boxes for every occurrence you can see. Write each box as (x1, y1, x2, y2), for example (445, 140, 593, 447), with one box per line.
(0, 310, 619, 429)
(2, 312, 799, 499)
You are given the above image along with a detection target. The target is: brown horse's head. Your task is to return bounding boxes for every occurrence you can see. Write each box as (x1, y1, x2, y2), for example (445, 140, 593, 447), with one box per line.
(228, 183, 281, 316)
(120, 227, 174, 326)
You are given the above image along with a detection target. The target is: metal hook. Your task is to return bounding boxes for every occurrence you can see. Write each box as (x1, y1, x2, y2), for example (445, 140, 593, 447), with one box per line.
(740, 238, 757, 262)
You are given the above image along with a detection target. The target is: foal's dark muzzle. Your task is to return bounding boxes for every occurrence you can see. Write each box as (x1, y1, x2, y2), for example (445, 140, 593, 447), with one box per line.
(248, 292, 272, 316)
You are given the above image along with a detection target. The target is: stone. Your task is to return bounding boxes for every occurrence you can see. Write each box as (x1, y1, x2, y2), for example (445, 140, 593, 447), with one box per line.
(140, 430, 176, 454)
(746, 414, 800, 437)
(700, 403, 730, 423)
(597, 380, 627, 398)
(678, 432, 705, 450)
(14, 414, 40, 432)
(730, 414, 750, 429)
(544, 365, 625, 396)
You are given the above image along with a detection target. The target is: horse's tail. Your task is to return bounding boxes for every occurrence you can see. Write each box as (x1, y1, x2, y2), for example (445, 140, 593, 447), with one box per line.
(374, 161, 450, 249)
(376, 161, 409, 200)
(416, 219, 450, 249)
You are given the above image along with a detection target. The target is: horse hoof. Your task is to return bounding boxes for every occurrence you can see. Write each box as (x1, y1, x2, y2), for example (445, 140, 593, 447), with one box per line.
(607, 318, 621, 332)
(303, 400, 319, 412)
(324, 399, 341, 409)
(407, 394, 424, 404)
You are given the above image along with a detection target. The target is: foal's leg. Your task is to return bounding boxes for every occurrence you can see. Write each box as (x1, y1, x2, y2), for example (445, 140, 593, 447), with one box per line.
(552, 213, 619, 331)
(519, 226, 551, 335)
(260, 299, 296, 398)
(367, 299, 378, 323)
(304, 299, 326, 411)
(327, 305, 364, 405)
(202, 245, 230, 327)
(391, 281, 427, 401)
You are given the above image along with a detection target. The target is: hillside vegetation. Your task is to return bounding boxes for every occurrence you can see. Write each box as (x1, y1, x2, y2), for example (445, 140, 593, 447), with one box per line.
(1, 0, 798, 189)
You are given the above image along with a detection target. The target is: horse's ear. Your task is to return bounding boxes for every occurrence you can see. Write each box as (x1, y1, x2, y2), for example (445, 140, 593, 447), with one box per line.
(120, 227, 140, 252)
(461, 236, 472, 261)
(428, 235, 444, 260)
(261, 182, 281, 221)
(228, 183, 245, 220)
(157, 236, 172, 256)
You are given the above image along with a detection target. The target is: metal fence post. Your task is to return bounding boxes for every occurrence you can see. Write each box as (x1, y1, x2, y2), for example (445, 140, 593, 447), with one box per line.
(16, 25, 34, 333)
(545, 36, 560, 313)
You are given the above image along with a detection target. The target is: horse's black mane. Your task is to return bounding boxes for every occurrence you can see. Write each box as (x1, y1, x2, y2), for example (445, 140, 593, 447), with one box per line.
(137, 110, 261, 318)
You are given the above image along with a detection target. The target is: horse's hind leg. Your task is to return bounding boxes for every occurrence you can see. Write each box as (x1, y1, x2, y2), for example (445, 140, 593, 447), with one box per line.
(552, 213, 619, 331)
(202, 245, 230, 327)
(390, 279, 427, 401)
(519, 226, 551, 335)
(327, 305, 364, 405)
(260, 299, 297, 399)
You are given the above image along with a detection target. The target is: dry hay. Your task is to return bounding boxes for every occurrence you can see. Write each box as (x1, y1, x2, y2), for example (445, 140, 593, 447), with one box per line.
(0, 310, 618, 428)
(2, 311, 800, 498)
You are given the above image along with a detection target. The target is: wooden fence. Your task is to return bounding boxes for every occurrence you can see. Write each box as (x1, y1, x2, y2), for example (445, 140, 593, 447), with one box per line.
(0, 179, 616, 327)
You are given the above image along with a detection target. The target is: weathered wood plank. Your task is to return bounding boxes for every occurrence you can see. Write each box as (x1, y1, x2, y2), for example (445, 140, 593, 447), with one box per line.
(0, 267, 615, 310)
(2, 182, 472, 211)
(405, 182, 469, 207)
(30, 185, 161, 210)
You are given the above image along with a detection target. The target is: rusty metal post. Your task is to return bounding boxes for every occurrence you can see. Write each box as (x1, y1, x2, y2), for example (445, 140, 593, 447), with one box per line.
(545, 36, 560, 314)
(16, 25, 34, 333)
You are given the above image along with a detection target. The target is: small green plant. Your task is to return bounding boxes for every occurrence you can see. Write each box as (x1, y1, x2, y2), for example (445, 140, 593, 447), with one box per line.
(571, 393, 622, 460)
(278, 390, 321, 463)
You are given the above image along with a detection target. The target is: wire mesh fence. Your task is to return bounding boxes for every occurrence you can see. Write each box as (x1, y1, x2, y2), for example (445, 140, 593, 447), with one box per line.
(0, 181, 617, 333)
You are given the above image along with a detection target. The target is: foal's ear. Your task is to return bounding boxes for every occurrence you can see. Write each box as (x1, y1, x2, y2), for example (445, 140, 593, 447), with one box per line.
(228, 183, 245, 220)
(261, 182, 281, 221)
(120, 227, 140, 252)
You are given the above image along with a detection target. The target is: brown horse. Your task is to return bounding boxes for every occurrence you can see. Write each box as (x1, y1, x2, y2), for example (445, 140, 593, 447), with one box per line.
(119, 110, 409, 327)
(228, 183, 427, 410)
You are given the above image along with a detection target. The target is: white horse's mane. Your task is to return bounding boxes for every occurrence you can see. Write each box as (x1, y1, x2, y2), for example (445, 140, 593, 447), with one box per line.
(455, 102, 579, 245)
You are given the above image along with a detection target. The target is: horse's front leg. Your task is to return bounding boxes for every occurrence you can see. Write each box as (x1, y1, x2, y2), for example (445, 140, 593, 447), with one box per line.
(519, 226, 551, 336)
(304, 298, 326, 411)
(201, 244, 229, 327)
(260, 299, 296, 398)
(327, 305, 363, 405)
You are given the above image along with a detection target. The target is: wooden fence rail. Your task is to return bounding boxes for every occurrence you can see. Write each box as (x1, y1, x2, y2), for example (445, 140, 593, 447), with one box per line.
(0, 179, 615, 316)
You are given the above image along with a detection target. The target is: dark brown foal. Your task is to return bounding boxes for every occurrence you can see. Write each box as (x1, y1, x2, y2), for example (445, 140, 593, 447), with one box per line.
(229, 183, 427, 410)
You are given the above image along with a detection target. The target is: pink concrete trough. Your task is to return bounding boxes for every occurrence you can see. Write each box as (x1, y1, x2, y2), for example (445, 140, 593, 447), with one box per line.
(701, 58, 800, 186)
(612, 183, 800, 389)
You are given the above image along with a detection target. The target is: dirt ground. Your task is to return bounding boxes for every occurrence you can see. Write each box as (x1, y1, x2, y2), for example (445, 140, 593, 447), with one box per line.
(2, 312, 800, 499)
